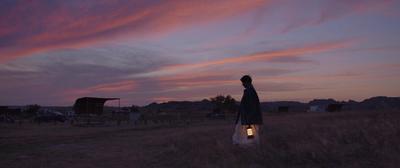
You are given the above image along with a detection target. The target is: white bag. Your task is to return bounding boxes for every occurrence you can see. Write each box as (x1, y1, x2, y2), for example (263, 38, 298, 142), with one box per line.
(232, 117, 260, 145)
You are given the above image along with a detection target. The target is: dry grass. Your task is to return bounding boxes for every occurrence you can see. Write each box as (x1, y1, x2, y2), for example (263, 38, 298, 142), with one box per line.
(1, 110, 399, 168)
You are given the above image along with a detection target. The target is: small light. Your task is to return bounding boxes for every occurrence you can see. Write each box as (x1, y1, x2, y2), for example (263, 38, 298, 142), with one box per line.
(246, 125, 254, 139)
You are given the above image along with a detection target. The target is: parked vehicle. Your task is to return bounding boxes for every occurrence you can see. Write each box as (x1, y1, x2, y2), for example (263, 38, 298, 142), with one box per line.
(34, 109, 66, 123)
(206, 112, 225, 119)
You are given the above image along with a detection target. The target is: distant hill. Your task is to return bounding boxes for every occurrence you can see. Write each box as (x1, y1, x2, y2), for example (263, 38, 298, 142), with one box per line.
(357, 96, 400, 110)
(260, 101, 308, 112)
(3, 96, 399, 114)
(142, 99, 214, 113)
(309, 99, 338, 106)
(140, 96, 400, 113)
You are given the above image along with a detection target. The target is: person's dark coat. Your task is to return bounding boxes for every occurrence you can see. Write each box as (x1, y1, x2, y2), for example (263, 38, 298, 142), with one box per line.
(236, 85, 263, 125)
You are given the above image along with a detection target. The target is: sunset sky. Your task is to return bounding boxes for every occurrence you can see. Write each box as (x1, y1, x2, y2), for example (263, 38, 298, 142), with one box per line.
(1, 0, 399, 106)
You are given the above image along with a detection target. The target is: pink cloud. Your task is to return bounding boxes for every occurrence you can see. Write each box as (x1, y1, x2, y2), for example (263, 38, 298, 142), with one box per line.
(0, 0, 394, 63)
(0, 0, 268, 62)
(279, 0, 394, 33)
(141, 39, 355, 77)
(63, 80, 136, 99)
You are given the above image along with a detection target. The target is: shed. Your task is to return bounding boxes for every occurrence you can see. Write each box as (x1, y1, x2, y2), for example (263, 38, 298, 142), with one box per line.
(73, 97, 120, 115)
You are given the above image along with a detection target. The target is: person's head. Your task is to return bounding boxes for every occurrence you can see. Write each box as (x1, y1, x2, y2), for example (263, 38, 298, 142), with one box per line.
(240, 75, 252, 88)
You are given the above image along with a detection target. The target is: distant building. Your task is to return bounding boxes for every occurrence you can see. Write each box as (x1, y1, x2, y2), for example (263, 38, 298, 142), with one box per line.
(308, 104, 343, 112)
(0, 106, 22, 123)
(308, 105, 326, 112)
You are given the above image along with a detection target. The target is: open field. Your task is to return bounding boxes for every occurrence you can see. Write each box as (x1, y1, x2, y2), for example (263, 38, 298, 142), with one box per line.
(1, 110, 399, 168)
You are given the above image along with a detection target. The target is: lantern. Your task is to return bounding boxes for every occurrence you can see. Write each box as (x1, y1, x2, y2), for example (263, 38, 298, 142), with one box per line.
(246, 125, 254, 139)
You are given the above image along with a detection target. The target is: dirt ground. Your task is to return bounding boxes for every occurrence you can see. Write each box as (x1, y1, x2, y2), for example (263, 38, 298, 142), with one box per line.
(1, 111, 399, 168)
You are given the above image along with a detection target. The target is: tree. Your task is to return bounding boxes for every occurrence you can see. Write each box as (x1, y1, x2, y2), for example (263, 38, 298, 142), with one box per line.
(130, 105, 140, 113)
(210, 95, 226, 111)
(223, 95, 237, 113)
(210, 95, 237, 113)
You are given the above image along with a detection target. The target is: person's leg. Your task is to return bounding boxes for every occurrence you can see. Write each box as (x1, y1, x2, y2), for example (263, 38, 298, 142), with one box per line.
(254, 125, 261, 145)
(232, 123, 241, 144)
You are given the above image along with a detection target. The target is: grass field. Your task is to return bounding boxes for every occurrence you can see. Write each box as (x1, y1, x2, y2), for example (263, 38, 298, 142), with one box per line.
(1, 110, 399, 168)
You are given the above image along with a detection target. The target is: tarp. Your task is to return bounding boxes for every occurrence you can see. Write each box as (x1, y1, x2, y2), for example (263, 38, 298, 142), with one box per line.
(73, 97, 119, 115)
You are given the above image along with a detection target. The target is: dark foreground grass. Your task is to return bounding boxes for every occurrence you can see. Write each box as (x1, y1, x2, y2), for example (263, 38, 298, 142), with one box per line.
(144, 110, 400, 168)
(1, 110, 399, 168)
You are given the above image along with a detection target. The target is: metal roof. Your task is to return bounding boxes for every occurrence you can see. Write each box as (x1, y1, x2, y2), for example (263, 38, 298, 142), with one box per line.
(73, 97, 120, 115)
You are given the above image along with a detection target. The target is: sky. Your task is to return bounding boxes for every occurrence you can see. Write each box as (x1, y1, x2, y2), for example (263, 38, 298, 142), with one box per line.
(0, 0, 399, 106)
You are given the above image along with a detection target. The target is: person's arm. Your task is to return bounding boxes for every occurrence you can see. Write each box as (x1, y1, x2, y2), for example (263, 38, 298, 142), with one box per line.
(236, 90, 246, 124)
(240, 89, 250, 125)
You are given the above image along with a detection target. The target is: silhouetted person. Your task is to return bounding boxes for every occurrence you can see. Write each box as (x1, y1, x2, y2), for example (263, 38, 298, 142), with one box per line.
(232, 75, 263, 145)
